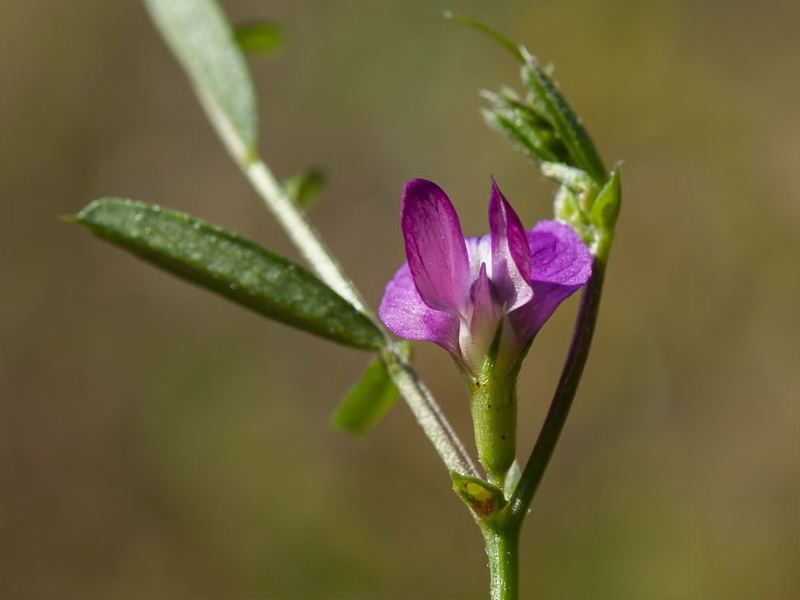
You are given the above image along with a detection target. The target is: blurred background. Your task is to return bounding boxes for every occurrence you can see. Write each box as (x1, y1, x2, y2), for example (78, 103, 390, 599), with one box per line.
(1, 0, 798, 598)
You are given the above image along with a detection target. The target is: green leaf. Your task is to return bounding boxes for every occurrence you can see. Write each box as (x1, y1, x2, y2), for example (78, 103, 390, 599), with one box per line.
(591, 167, 622, 232)
(590, 167, 622, 260)
(283, 168, 326, 210)
(333, 357, 398, 435)
(522, 55, 607, 185)
(71, 198, 384, 351)
(144, 0, 259, 157)
(540, 162, 594, 193)
(234, 22, 285, 55)
(482, 108, 562, 164)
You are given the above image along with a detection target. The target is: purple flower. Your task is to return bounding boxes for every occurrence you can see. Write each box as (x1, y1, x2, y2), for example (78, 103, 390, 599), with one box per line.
(380, 178, 592, 376)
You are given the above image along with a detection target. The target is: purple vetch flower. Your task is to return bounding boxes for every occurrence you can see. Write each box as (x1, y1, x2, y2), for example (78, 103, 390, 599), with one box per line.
(379, 178, 592, 377)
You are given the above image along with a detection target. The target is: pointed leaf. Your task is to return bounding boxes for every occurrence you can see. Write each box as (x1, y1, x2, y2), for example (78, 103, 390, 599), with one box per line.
(522, 55, 607, 185)
(333, 360, 394, 435)
(71, 198, 384, 351)
(144, 0, 259, 157)
(482, 108, 561, 164)
(482, 90, 568, 164)
(590, 167, 622, 260)
(540, 162, 593, 194)
(332, 342, 411, 435)
(591, 167, 622, 232)
(444, 12, 524, 63)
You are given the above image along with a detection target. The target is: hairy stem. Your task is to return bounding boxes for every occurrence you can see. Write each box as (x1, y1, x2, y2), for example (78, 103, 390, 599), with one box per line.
(482, 524, 520, 600)
(384, 348, 478, 477)
(245, 160, 369, 311)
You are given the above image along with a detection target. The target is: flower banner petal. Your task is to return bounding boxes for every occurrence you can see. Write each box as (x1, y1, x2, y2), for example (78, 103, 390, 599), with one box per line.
(402, 179, 471, 315)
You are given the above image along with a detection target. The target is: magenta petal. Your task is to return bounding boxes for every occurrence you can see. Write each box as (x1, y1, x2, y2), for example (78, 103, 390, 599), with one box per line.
(402, 179, 471, 315)
(509, 220, 593, 342)
(379, 262, 460, 356)
(488, 178, 533, 311)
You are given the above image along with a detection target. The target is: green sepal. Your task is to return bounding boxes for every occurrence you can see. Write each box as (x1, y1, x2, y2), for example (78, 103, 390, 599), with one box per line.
(521, 52, 607, 186)
(283, 169, 326, 210)
(234, 22, 285, 55)
(143, 0, 259, 158)
(452, 472, 507, 521)
(71, 198, 385, 351)
(332, 342, 412, 435)
(468, 322, 518, 488)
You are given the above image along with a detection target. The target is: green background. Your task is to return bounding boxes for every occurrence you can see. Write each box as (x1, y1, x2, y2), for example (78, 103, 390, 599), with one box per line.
(1, 0, 798, 598)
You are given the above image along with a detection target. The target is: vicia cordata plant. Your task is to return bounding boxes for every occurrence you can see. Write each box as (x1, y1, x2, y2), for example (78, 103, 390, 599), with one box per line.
(69, 2, 622, 598)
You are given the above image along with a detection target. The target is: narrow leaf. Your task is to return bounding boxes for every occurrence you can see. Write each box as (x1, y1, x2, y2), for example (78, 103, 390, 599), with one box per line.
(72, 199, 384, 351)
(540, 162, 593, 193)
(482, 108, 561, 164)
(444, 12, 524, 63)
(591, 167, 622, 232)
(333, 356, 399, 435)
(234, 22, 285, 55)
(144, 0, 259, 156)
(522, 55, 607, 185)
(590, 167, 622, 259)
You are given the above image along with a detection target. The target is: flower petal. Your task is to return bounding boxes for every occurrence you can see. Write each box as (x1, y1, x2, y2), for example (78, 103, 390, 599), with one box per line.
(489, 178, 533, 311)
(379, 262, 460, 356)
(402, 179, 471, 315)
(460, 262, 499, 372)
(509, 220, 593, 342)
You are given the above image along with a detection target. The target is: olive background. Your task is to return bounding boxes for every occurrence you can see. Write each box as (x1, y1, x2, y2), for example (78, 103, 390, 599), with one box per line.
(1, 0, 798, 598)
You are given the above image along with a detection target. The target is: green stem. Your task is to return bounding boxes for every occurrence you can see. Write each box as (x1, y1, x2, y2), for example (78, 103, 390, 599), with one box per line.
(508, 259, 606, 523)
(482, 524, 520, 600)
